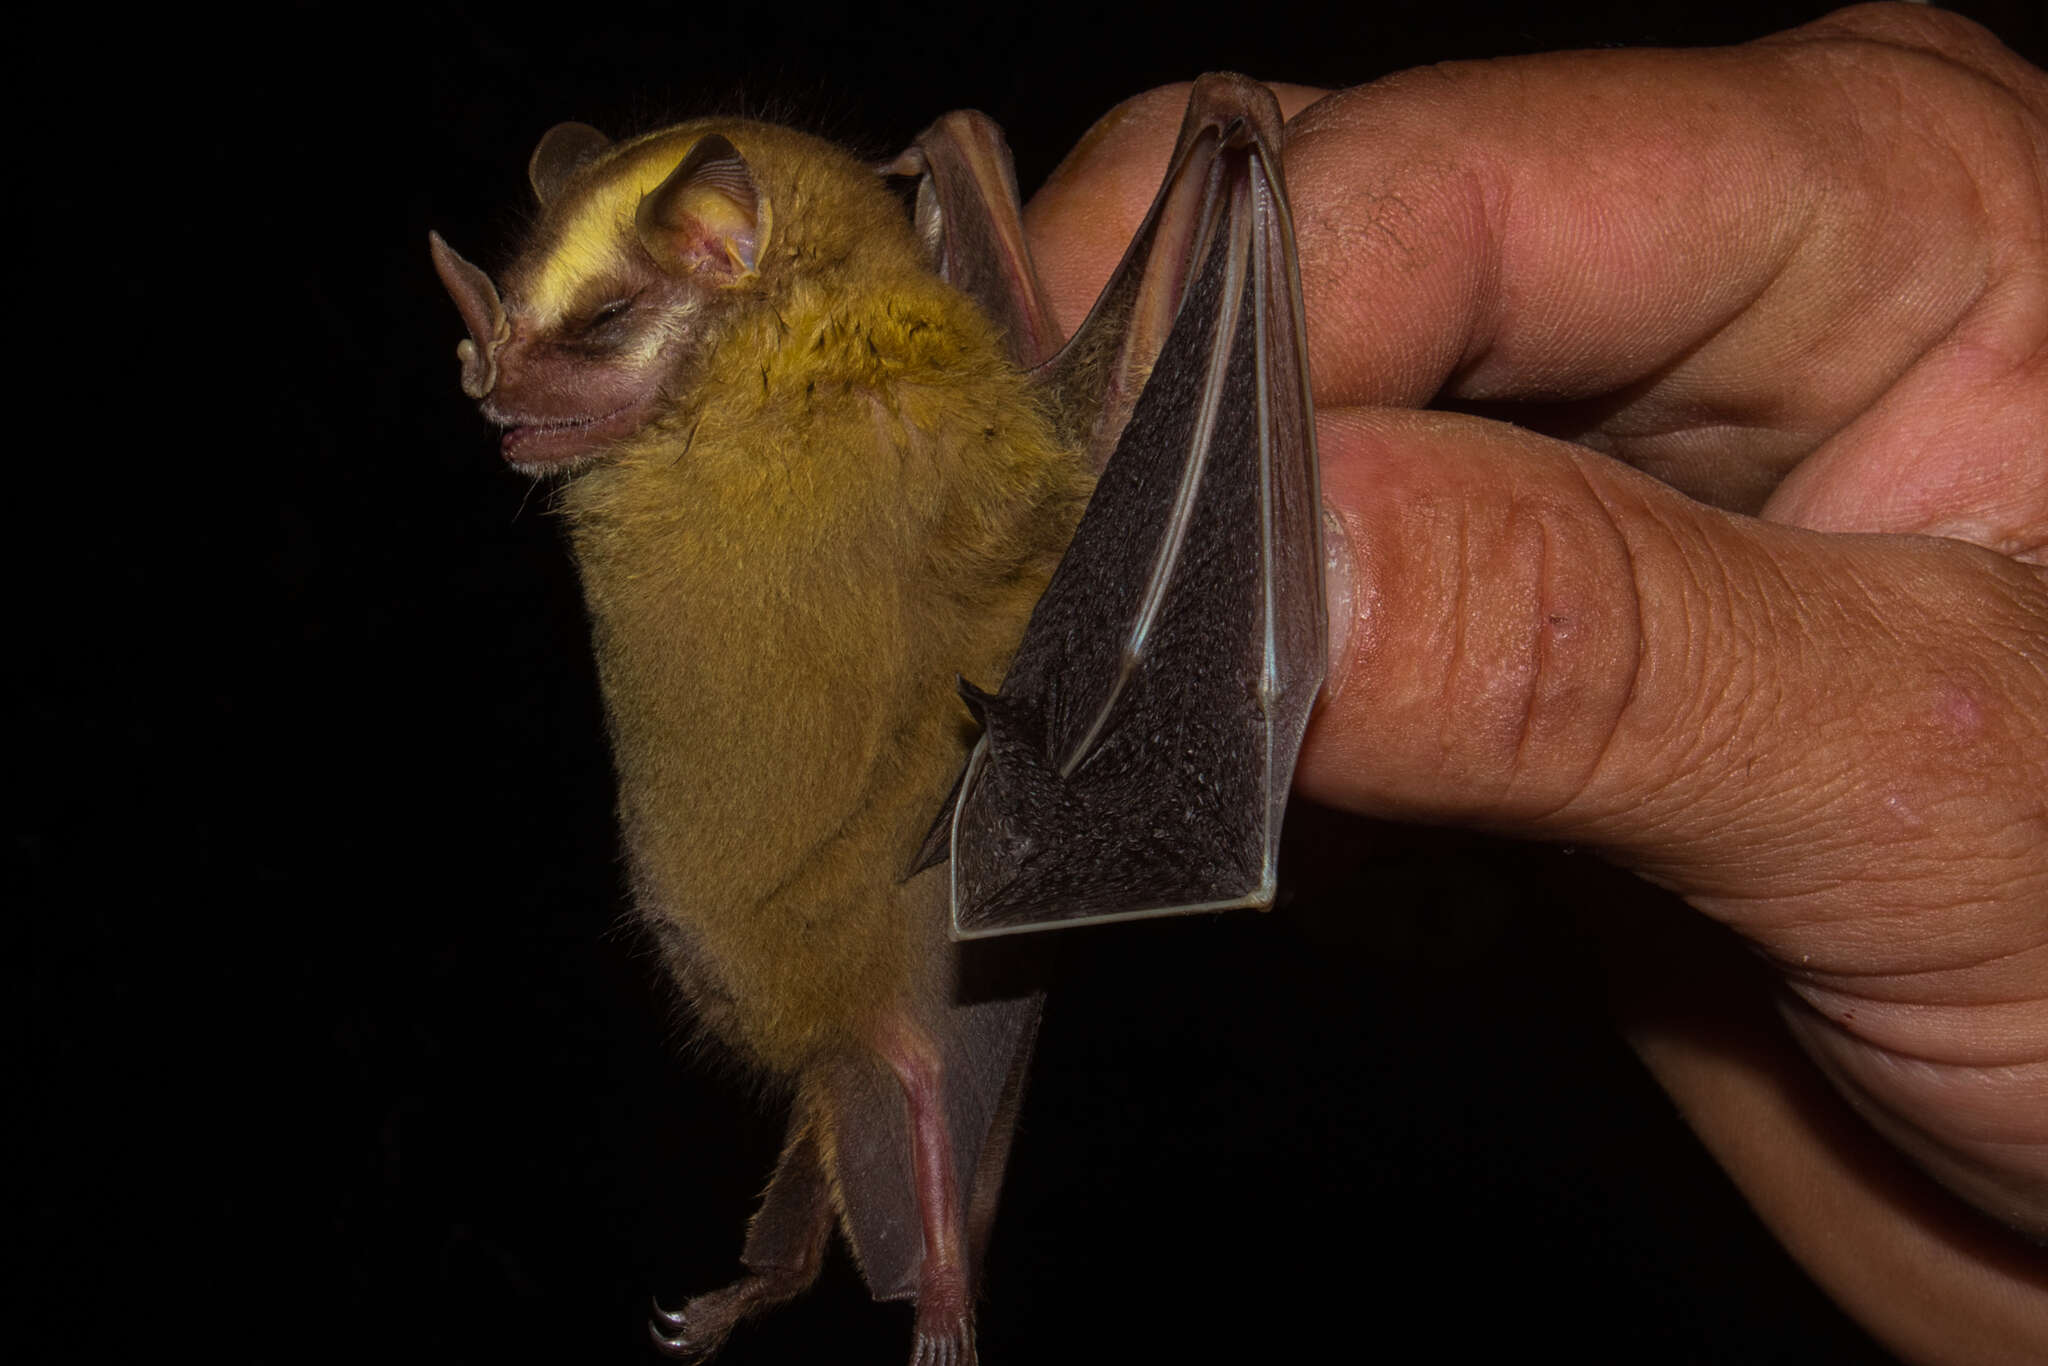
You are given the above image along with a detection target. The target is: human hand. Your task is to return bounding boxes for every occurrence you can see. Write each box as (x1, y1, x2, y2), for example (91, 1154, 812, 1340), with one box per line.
(1026, 4, 2046, 1359)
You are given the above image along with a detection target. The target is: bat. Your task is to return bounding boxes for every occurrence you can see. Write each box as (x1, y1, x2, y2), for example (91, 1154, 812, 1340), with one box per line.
(431, 74, 1322, 1364)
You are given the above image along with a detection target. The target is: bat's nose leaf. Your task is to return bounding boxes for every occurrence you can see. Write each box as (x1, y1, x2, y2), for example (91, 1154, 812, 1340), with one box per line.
(429, 231, 508, 399)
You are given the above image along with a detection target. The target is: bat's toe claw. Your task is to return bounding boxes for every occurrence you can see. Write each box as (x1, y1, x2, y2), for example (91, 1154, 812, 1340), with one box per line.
(646, 1270, 808, 1359)
(647, 1297, 727, 1361)
(648, 1316, 695, 1359)
(649, 1313, 721, 1361)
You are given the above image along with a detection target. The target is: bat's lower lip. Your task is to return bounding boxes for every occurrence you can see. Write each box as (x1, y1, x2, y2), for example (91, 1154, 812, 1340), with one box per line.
(497, 403, 638, 471)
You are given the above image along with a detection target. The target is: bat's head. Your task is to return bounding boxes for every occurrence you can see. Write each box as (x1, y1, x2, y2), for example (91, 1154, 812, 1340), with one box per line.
(431, 119, 919, 476)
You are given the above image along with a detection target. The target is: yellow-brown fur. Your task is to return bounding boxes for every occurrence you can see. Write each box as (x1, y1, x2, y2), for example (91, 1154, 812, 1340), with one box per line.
(528, 122, 1091, 1074)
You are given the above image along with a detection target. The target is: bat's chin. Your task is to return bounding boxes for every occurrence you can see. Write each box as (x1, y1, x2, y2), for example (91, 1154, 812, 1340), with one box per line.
(493, 402, 641, 474)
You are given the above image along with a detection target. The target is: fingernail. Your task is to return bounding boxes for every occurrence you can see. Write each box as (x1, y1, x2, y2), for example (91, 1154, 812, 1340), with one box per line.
(1322, 506, 1354, 702)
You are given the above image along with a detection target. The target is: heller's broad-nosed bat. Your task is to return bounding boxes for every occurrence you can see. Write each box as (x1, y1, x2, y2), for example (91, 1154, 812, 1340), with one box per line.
(432, 74, 1322, 1364)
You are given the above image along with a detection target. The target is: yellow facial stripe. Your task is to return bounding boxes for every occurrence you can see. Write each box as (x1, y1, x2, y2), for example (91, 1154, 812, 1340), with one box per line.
(523, 132, 709, 322)
(525, 216, 627, 321)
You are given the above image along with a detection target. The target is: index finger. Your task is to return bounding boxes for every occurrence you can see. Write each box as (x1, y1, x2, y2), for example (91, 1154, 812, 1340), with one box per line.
(1289, 5, 2046, 519)
(1027, 7, 2047, 519)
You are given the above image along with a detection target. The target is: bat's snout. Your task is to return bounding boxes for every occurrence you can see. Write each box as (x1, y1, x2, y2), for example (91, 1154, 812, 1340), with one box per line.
(429, 231, 508, 400)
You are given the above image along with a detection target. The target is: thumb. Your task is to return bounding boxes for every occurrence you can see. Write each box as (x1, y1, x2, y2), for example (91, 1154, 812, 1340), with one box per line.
(1299, 407, 2048, 952)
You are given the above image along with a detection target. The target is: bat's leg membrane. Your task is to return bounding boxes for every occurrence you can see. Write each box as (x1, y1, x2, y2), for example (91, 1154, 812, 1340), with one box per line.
(876, 1016, 978, 1366)
(649, 1119, 832, 1360)
(962, 1000, 1040, 1279)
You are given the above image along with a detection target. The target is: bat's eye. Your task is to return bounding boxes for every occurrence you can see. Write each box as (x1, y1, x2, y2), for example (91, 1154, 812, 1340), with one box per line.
(572, 297, 638, 345)
(590, 300, 631, 327)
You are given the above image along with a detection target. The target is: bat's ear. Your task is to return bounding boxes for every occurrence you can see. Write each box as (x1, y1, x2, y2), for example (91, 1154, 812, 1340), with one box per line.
(636, 135, 767, 284)
(527, 122, 611, 207)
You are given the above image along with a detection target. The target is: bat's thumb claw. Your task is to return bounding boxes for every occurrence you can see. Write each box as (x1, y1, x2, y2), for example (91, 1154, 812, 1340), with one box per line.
(875, 147, 926, 178)
(956, 677, 997, 724)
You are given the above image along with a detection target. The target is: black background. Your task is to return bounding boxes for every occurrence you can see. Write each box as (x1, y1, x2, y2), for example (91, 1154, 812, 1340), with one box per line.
(26, 3, 2042, 1362)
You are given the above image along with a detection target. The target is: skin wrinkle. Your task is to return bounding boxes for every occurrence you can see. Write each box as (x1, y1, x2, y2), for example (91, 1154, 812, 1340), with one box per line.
(1698, 826, 1983, 921)
(1323, 176, 1472, 394)
(1647, 500, 1764, 836)
(1531, 450, 1645, 830)
(1467, 162, 1509, 382)
(1482, 497, 1551, 807)
(1843, 1086, 2047, 1209)
(1520, 68, 1804, 405)
(1790, 911, 2048, 975)
(1438, 493, 1473, 776)
(1286, 125, 1498, 403)
(1861, 1054, 2048, 1132)
(1714, 876, 2015, 940)
(1501, 495, 1545, 800)
(1794, 971, 2048, 1035)
(1686, 60, 1974, 494)
(1767, 958, 2047, 1041)
(1788, 1007, 2048, 1147)
(1698, 541, 2032, 914)
(1856, 45, 2025, 310)
(1760, 51, 2044, 543)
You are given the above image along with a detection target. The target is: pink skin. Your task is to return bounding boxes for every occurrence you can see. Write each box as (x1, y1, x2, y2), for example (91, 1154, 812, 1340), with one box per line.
(474, 309, 686, 473)
(873, 1015, 975, 1364)
(485, 383, 657, 472)
(429, 229, 698, 475)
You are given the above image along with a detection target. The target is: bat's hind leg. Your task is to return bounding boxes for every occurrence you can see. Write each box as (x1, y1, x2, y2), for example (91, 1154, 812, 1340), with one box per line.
(814, 995, 1039, 1366)
(649, 1118, 832, 1360)
(877, 1016, 976, 1366)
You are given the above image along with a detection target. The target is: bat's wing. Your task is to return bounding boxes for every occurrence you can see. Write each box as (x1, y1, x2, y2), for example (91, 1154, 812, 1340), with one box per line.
(939, 75, 1325, 938)
(883, 113, 1061, 369)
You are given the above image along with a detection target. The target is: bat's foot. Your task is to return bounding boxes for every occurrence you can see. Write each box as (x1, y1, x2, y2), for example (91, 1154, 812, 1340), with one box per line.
(908, 1310, 975, 1366)
(909, 1277, 976, 1366)
(647, 1272, 795, 1360)
(647, 1294, 730, 1361)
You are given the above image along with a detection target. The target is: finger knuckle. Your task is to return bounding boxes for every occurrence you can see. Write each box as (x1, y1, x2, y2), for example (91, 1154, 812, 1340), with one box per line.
(1423, 470, 1648, 823)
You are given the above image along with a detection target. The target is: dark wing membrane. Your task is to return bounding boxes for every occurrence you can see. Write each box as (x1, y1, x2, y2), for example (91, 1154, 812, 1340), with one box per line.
(948, 76, 1324, 939)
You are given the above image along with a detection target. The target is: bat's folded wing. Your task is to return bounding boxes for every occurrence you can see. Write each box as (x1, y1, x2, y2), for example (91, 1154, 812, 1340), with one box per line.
(940, 75, 1325, 939)
(884, 110, 1061, 369)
